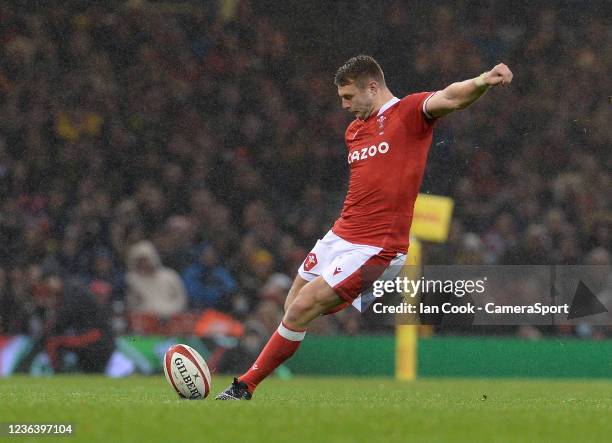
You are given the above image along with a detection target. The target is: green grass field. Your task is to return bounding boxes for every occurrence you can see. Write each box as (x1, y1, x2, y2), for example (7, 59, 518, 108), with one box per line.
(1, 375, 610, 442)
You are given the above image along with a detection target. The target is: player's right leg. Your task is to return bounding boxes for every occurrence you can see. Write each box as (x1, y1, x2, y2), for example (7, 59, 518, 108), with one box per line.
(216, 276, 342, 400)
(216, 235, 330, 401)
(215, 230, 400, 400)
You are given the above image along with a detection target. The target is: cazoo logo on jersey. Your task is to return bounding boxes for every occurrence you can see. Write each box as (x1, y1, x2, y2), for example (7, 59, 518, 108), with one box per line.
(347, 142, 390, 164)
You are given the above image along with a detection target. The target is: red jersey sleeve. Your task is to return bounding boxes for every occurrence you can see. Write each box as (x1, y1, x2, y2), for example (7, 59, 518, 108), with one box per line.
(397, 91, 438, 135)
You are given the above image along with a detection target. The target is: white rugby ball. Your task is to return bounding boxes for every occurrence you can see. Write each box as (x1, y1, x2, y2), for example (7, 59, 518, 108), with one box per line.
(163, 344, 211, 400)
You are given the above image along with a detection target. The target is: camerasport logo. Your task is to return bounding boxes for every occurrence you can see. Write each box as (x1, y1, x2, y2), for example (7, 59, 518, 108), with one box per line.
(304, 253, 318, 271)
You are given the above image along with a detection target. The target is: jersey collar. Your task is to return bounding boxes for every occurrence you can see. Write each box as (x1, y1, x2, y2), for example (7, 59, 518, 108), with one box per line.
(376, 96, 400, 116)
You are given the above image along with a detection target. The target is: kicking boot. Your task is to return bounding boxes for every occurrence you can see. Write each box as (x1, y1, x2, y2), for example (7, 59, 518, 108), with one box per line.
(215, 378, 252, 400)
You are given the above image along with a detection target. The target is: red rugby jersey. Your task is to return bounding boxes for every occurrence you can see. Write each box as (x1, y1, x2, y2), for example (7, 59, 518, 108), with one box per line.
(331, 92, 437, 253)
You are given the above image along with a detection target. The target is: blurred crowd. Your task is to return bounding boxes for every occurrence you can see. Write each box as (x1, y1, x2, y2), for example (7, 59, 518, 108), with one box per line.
(0, 0, 610, 345)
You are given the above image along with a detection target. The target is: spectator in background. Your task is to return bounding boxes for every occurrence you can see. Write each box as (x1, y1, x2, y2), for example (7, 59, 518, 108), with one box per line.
(504, 224, 553, 265)
(18, 269, 114, 373)
(0, 1, 609, 340)
(455, 233, 485, 265)
(181, 243, 237, 310)
(258, 273, 292, 307)
(87, 246, 122, 302)
(10, 264, 46, 334)
(155, 215, 196, 273)
(125, 240, 187, 319)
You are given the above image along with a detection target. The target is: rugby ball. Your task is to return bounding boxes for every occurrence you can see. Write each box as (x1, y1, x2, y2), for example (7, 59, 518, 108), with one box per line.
(163, 344, 211, 400)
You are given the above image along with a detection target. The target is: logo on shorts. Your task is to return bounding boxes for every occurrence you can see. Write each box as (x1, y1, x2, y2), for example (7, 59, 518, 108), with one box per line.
(304, 253, 318, 271)
(333, 266, 342, 276)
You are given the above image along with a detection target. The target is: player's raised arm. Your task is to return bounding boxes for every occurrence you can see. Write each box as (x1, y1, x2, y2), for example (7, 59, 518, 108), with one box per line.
(425, 63, 513, 118)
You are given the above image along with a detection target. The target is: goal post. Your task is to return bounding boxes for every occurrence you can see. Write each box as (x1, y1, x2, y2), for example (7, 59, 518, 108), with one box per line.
(395, 194, 454, 381)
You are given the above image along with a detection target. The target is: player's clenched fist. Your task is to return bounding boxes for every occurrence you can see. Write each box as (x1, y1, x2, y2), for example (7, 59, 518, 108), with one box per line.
(483, 63, 513, 87)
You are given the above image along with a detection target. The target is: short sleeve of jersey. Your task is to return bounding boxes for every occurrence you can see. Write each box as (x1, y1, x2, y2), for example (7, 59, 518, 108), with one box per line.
(397, 92, 438, 135)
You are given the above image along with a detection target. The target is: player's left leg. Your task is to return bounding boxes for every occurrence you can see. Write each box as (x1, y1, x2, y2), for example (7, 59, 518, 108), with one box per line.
(283, 274, 309, 312)
(282, 276, 343, 329)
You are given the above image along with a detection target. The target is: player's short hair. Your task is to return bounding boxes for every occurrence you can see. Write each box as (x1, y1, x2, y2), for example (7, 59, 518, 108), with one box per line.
(334, 55, 385, 88)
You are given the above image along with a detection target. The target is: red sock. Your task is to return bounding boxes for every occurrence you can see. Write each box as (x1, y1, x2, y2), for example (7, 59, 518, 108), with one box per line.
(239, 321, 306, 392)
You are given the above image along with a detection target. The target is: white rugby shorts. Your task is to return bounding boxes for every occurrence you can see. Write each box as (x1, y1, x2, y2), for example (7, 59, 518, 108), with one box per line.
(298, 230, 406, 311)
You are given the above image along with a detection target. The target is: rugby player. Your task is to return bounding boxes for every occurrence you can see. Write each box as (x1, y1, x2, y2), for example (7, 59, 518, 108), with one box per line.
(217, 55, 512, 399)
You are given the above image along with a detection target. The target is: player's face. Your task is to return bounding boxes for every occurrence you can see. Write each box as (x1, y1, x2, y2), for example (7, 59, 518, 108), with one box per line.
(338, 80, 376, 120)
